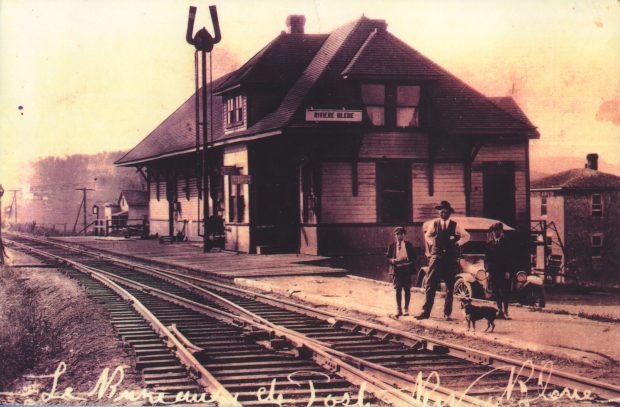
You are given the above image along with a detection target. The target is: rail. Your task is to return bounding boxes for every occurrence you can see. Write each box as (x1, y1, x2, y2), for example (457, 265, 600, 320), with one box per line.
(7, 236, 419, 407)
(7, 232, 620, 405)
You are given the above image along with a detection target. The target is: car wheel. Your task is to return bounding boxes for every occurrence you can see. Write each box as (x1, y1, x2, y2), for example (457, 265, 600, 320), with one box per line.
(520, 285, 546, 308)
(528, 285, 546, 308)
(454, 278, 473, 299)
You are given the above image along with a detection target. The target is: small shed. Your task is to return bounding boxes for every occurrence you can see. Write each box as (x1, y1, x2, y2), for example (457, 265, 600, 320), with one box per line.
(118, 190, 148, 221)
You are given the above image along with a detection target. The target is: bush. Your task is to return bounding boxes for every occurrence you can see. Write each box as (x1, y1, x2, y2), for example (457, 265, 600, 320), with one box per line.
(0, 269, 62, 390)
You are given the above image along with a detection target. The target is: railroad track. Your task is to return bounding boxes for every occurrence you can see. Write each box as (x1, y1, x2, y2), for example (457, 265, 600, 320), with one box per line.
(6, 233, 620, 406)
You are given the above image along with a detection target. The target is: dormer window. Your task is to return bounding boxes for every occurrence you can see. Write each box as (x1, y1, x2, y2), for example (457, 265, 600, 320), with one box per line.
(361, 84, 385, 126)
(226, 95, 244, 128)
(396, 85, 420, 127)
(361, 84, 421, 128)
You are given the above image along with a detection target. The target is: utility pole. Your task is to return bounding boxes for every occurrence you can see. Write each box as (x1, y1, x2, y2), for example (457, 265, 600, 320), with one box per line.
(73, 188, 94, 236)
(8, 189, 19, 224)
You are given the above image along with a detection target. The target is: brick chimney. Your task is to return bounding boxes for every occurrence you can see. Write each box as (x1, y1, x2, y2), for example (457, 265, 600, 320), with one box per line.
(586, 153, 599, 170)
(286, 15, 306, 34)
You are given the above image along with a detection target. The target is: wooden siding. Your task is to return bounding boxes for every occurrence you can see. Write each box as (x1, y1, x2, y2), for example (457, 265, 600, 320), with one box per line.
(412, 163, 465, 221)
(225, 225, 250, 252)
(359, 132, 428, 159)
(475, 142, 526, 163)
(174, 177, 203, 239)
(321, 162, 377, 223)
(149, 181, 169, 236)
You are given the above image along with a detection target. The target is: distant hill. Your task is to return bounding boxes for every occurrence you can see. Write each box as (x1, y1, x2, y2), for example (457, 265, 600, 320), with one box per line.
(8, 151, 143, 232)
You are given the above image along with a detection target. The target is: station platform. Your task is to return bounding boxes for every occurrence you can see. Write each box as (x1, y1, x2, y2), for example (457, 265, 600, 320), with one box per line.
(51, 236, 620, 372)
(53, 236, 346, 278)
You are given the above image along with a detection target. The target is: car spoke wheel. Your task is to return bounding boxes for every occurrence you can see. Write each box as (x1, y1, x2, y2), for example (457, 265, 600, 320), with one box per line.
(454, 278, 473, 299)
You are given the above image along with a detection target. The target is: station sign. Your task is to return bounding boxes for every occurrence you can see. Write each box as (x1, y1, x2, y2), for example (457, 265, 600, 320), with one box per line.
(305, 109, 362, 122)
(221, 166, 238, 175)
(231, 175, 252, 185)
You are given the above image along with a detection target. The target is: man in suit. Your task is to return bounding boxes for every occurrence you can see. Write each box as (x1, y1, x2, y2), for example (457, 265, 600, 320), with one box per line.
(386, 226, 416, 318)
(416, 201, 470, 320)
(485, 222, 515, 319)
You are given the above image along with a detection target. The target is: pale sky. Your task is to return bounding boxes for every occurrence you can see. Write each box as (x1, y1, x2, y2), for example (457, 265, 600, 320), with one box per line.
(1, 0, 619, 190)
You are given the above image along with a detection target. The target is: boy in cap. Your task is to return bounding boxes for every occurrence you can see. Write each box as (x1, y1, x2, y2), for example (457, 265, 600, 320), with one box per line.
(386, 226, 416, 318)
(416, 201, 470, 320)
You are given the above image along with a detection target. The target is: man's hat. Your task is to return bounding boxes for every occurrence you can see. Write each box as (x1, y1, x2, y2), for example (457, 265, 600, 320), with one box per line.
(434, 200, 454, 213)
(393, 226, 406, 234)
(489, 222, 504, 232)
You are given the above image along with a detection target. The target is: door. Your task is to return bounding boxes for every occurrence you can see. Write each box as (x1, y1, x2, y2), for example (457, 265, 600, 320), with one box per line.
(253, 144, 300, 252)
(483, 162, 515, 226)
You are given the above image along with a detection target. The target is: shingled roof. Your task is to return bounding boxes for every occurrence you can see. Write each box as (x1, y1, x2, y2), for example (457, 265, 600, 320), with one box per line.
(532, 168, 620, 190)
(214, 33, 328, 93)
(117, 16, 538, 166)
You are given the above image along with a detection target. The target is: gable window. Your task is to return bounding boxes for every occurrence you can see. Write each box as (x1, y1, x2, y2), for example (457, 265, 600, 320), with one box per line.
(540, 195, 547, 216)
(591, 234, 603, 258)
(226, 95, 244, 128)
(362, 84, 422, 128)
(377, 161, 411, 223)
(396, 85, 421, 127)
(361, 84, 385, 126)
(591, 194, 602, 217)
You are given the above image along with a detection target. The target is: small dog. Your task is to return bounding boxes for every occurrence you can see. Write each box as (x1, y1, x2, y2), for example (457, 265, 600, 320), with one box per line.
(460, 298, 497, 332)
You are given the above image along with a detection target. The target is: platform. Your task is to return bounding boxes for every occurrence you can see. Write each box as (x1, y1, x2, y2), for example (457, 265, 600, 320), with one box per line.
(52, 236, 346, 278)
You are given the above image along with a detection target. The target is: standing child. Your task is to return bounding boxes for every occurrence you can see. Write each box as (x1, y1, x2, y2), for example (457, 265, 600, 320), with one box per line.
(386, 227, 416, 318)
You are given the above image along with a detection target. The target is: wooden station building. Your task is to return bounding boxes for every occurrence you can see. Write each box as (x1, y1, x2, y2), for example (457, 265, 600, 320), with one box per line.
(116, 15, 539, 255)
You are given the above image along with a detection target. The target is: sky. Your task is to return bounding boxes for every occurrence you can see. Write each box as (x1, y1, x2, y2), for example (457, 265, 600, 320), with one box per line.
(1, 0, 619, 191)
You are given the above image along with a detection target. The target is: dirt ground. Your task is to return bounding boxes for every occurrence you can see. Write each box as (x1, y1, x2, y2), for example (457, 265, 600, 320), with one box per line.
(0, 249, 144, 405)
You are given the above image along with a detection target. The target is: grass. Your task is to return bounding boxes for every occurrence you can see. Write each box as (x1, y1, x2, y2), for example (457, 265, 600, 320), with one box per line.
(0, 267, 62, 390)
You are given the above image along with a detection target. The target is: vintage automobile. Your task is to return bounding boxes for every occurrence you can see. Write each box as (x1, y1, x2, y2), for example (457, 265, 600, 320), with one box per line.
(415, 217, 546, 308)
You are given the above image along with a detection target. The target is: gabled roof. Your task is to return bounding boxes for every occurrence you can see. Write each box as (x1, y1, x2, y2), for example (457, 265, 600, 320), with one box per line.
(214, 33, 328, 93)
(489, 97, 536, 129)
(120, 190, 148, 206)
(115, 72, 231, 165)
(117, 15, 539, 166)
(532, 168, 620, 190)
(341, 29, 443, 80)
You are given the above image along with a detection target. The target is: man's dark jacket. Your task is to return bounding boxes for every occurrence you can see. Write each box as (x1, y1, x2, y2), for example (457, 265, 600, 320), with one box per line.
(485, 235, 517, 278)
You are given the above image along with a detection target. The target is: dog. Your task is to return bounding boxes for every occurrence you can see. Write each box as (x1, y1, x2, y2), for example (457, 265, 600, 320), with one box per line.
(460, 297, 497, 332)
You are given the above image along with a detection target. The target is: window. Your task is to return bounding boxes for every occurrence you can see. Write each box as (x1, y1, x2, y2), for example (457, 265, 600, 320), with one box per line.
(226, 95, 244, 127)
(592, 194, 602, 217)
(377, 162, 411, 223)
(228, 181, 245, 223)
(396, 85, 421, 127)
(361, 84, 422, 128)
(361, 84, 385, 126)
(591, 234, 603, 258)
(540, 195, 547, 216)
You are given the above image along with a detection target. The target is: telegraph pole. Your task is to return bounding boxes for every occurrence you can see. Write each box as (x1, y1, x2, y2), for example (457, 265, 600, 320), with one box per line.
(73, 188, 94, 236)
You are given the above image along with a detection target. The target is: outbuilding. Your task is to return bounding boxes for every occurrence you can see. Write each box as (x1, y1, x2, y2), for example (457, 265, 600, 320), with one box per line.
(116, 15, 539, 255)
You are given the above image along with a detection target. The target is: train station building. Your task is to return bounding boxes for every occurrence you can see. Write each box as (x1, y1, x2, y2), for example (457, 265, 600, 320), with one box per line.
(116, 15, 539, 255)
